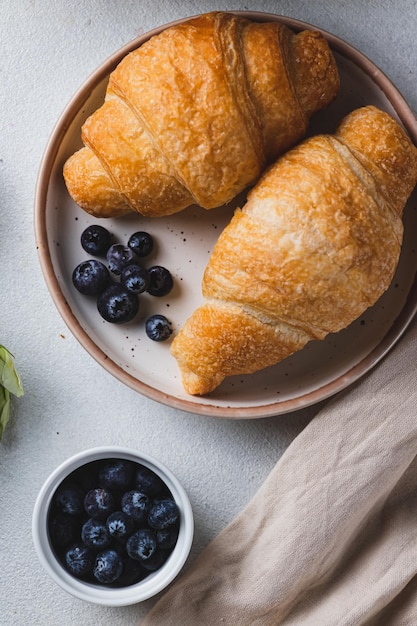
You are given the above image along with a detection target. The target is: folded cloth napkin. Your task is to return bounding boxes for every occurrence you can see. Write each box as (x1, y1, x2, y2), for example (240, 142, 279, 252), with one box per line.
(140, 317, 417, 626)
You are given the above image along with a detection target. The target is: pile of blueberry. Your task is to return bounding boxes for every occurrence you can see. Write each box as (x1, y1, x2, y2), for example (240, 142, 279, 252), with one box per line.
(48, 458, 181, 586)
(72, 225, 173, 341)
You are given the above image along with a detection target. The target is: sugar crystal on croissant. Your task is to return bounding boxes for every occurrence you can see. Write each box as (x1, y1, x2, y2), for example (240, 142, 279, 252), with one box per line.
(171, 106, 417, 395)
(63, 11, 339, 218)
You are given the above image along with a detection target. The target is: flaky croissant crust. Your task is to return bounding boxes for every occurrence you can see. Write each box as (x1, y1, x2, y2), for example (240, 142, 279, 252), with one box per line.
(171, 106, 417, 395)
(63, 12, 339, 218)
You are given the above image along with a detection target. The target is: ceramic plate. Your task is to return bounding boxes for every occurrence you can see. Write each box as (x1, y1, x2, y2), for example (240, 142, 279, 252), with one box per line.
(35, 12, 417, 419)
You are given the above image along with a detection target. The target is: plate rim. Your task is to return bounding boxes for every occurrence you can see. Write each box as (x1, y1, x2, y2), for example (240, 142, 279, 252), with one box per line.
(34, 11, 417, 419)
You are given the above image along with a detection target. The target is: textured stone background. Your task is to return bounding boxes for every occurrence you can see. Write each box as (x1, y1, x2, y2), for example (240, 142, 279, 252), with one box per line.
(1, 1, 416, 624)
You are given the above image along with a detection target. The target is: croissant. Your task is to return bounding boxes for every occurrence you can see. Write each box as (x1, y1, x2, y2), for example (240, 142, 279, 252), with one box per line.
(171, 105, 417, 395)
(63, 11, 339, 218)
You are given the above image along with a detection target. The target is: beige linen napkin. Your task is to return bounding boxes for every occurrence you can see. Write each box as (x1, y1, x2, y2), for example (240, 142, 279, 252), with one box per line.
(141, 318, 417, 626)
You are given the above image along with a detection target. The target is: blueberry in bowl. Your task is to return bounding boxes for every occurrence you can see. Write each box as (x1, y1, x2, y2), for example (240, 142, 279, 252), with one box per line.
(106, 243, 136, 276)
(72, 259, 110, 296)
(127, 231, 154, 258)
(120, 263, 150, 294)
(80, 224, 112, 256)
(145, 314, 173, 342)
(147, 265, 173, 297)
(106, 511, 134, 542)
(97, 283, 139, 324)
(32, 447, 193, 606)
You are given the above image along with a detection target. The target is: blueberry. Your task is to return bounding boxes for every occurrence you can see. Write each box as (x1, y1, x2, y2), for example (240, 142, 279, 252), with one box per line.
(145, 314, 172, 342)
(106, 244, 135, 275)
(113, 557, 147, 587)
(141, 549, 170, 572)
(72, 259, 110, 296)
(70, 464, 98, 492)
(156, 526, 179, 550)
(99, 459, 134, 491)
(148, 499, 179, 530)
(126, 529, 157, 561)
(80, 225, 112, 256)
(97, 284, 139, 324)
(93, 549, 123, 584)
(128, 231, 154, 257)
(106, 511, 134, 542)
(49, 512, 78, 548)
(81, 518, 111, 550)
(147, 266, 173, 297)
(121, 490, 150, 523)
(84, 488, 115, 520)
(64, 543, 95, 578)
(134, 466, 165, 497)
(54, 482, 84, 516)
(120, 264, 150, 294)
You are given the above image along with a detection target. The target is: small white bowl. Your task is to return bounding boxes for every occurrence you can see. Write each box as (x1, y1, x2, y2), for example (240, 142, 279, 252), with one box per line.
(32, 446, 194, 606)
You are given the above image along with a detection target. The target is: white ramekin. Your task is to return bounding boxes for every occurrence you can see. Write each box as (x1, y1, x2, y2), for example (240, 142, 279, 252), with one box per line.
(32, 446, 194, 606)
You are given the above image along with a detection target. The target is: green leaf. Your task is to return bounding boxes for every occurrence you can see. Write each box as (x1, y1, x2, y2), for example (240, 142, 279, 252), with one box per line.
(0, 384, 11, 440)
(0, 345, 24, 397)
(0, 346, 23, 441)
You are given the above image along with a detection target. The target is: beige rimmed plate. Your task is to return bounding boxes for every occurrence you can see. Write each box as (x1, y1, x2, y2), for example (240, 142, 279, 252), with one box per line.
(34, 12, 417, 419)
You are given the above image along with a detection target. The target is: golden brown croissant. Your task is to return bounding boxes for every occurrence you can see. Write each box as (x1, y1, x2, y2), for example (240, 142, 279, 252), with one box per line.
(63, 12, 339, 218)
(171, 105, 417, 395)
